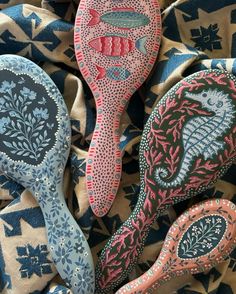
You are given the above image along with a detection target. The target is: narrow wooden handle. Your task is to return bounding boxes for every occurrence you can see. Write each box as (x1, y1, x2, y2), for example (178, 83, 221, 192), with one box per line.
(38, 185, 95, 294)
(87, 103, 122, 217)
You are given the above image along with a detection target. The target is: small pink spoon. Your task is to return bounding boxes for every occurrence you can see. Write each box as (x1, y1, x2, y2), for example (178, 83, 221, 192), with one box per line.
(74, 0, 161, 216)
(116, 198, 236, 294)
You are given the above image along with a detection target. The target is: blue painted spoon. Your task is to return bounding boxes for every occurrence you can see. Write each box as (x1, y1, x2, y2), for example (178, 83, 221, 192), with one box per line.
(0, 54, 95, 293)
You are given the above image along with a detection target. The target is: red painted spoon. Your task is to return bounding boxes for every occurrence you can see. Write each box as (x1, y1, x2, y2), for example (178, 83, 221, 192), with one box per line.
(74, 0, 161, 217)
(95, 69, 236, 293)
(116, 198, 236, 293)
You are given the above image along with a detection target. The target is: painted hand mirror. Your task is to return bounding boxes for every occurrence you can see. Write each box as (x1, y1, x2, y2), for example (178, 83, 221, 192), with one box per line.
(0, 55, 94, 294)
(95, 69, 236, 293)
(74, 0, 161, 216)
(116, 198, 236, 293)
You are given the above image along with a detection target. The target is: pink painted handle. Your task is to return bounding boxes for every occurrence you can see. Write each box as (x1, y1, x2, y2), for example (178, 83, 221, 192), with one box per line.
(86, 97, 123, 216)
(116, 199, 236, 293)
(74, 0, 161, 216)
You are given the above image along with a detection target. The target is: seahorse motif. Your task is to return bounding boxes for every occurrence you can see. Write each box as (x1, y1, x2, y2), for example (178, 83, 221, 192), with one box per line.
(155, 89, 235, 188)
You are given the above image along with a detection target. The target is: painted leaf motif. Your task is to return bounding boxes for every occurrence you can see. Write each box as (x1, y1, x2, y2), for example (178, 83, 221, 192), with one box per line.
(0, 70, 58, 165)
(177, 215, 227, 259)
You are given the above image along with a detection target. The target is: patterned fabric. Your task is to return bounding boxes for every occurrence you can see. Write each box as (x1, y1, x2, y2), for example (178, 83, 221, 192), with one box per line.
(0, 0, 236, 293)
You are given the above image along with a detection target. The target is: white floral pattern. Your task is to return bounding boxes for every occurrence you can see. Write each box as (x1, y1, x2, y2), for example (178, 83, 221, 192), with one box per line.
(0, 77, 57, 163)
(178, 215, 227, 259)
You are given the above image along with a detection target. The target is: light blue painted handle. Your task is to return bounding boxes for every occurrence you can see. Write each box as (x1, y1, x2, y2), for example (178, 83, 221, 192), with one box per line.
(37, 184, 95, 294)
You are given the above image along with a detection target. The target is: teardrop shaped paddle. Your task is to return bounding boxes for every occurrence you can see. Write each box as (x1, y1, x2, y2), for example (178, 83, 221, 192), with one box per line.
(116, 198, 236, 293)
(74, 0, 161, 217)
(0, 55, 94, 294)
(95, 69, 236, 293)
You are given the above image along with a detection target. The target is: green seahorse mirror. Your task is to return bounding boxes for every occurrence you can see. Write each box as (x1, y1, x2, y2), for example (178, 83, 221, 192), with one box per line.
(95, 69, 236, 293)
(0, 55, 95, 294)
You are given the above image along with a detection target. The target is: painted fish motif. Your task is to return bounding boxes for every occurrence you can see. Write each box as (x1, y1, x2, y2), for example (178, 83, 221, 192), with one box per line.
(95, 64, 131, 81)
(89, 34, 147, 57)
(88, 8, 150, 29)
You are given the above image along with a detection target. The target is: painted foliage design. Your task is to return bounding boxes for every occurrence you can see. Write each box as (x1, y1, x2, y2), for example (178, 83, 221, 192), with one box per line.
(177, 215, 227, 259)
(152, 205, 236, 290)
(95, 70, 236, 292)
(0, 73, 58, 164)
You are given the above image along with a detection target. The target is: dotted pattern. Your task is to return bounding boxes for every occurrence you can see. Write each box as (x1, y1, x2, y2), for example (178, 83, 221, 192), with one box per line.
(116, 199, 236, 294)
(95, 69, 236, 293)
(74, 0, 161, 217)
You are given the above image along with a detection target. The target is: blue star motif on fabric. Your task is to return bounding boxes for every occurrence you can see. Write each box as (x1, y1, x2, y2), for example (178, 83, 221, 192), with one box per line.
(0, 5, 73, 61)
(16, 244, 52, 278)
(70, 152, 86, 184)
(191, 24, 222, 51)
(64, 44, 76, 62)
(123, 184, 140, 210)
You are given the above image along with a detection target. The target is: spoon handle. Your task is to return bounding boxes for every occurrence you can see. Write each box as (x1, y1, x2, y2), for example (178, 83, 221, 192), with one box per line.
(86, 99, 123, 217)
(37, 185, 95, 294)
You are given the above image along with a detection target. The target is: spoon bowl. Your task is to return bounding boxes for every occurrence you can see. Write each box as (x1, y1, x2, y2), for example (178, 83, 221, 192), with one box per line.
(116, 199, 236, 293)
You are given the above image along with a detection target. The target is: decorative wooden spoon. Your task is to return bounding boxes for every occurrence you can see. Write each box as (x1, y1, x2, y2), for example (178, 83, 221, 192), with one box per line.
(0, 55, 94, 294)
(95, 69, 236, 293)
(116, 198, 236, 293)
(74, 0, 161, 217)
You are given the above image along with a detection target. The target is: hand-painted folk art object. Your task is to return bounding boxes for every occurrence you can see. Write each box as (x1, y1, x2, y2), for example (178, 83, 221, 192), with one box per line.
(74, 0, 161, 217)
(95, 69, 236, 293)
(0, 55, 95, 294)
(116, 199, 236, 293)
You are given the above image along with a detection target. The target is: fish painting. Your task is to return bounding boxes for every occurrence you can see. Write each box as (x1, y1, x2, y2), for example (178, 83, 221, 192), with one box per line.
(95, 64, 131, 81)
(88, 8, 150, 29)
(89, 34, 147, 57)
